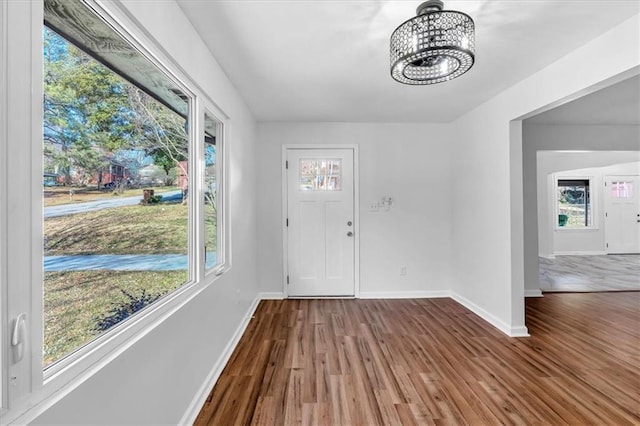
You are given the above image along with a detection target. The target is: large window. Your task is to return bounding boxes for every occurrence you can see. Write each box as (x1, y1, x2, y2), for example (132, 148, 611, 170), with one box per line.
(42, 25, 193, 366)
(557, 179, 592, 228)
(1, 0, 227, 418)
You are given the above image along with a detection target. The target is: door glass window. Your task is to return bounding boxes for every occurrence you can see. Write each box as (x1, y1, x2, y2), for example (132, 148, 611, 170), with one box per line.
(611, 181, 633, 198)
(299, 159, 341, 191)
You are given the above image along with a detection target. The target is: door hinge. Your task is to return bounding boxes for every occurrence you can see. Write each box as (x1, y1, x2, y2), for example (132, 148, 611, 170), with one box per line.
(285, 160, 289, 169)
(287, 275, 290, 284)
(606, 243, 609, 248)
(605, 212, 608, 218)
(286, 218, 289, 227)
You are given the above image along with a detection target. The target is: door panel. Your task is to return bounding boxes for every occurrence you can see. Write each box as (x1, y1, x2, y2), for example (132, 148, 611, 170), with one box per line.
(287, 148, 355, 296)
(325, 201, 344, 279)
(298, 200, 321, 279)
(605, 175, 640, 254)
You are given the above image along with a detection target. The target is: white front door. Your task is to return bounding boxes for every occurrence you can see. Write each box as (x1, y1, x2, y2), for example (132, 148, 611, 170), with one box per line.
(604, 175, 640, 254)
(286, 148, 355, 296)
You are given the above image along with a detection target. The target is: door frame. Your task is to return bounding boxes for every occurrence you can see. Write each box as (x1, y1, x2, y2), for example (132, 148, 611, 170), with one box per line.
(281, 144, 360, 298)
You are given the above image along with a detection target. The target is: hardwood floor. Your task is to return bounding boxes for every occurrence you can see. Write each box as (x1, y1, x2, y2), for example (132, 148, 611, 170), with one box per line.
(195, 294, 640, 425)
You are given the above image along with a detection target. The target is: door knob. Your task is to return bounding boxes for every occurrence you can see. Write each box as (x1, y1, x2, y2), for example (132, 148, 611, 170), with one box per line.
(347, 231, 354, 237)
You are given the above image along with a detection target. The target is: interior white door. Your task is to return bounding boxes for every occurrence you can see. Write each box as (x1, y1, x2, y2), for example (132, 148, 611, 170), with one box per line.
(604, 175, 640, 254)
(286, 148, 355, 296)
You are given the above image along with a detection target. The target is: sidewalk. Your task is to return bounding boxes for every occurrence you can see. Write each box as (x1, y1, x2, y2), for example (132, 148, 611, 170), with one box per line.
(44, 252, 218, 271)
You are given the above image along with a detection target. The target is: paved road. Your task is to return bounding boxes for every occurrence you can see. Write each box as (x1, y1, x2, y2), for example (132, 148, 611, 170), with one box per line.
(44, 190, 182, 218)
(44, 252, 218, 272)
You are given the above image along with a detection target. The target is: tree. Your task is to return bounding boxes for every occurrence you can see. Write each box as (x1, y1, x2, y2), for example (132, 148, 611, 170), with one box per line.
(44, 27, 133, 186)
(43, 26, 188, 189)
(68, 139, 109, 186)
(124, 86, 188, 186)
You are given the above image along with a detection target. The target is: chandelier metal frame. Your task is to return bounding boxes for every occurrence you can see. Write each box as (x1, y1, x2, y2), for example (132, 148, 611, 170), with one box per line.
(390, 0, 475, 85)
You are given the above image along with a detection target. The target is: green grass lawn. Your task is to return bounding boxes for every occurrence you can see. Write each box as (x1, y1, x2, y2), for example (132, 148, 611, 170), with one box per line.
(42, 199, 218, 366)
(44, 202, 190, 366)
(45, 203, 188, 255)
(44, 270, 188, 366)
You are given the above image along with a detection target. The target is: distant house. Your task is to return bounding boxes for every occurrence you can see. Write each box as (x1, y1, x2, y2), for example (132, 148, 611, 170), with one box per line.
(93, 161, 129, 188)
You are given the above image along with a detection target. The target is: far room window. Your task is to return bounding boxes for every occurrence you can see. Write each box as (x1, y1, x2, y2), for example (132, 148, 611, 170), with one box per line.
(557, 179, 592, 228)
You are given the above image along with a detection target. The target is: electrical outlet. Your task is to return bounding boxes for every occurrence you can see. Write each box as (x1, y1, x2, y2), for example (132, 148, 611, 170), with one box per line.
(400, 265, 407, 276)
(369, 202, 379, 212)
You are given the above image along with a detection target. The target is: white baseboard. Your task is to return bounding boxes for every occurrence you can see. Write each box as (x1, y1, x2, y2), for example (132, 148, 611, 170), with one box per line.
(450, 292, 530, 337)
(359, 290, 451, 299)
(259, 292, 286, 300)
(524, 289, 543, 298)
(553, 250, 607, 256)
(508, 326, 531, 337)
(179, 295, 262, 426)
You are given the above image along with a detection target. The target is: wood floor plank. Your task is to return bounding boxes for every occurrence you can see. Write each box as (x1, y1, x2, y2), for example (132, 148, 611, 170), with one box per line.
(394, 403, 420, 425)
(328, 375, 350, 425)
(373, 389, 403, 425)
(195, 293, 640, 425)
(283, 368, 303, 425)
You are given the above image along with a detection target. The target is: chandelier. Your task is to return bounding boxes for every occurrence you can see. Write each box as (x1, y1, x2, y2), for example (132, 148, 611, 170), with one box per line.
(390, 0, 475, 85)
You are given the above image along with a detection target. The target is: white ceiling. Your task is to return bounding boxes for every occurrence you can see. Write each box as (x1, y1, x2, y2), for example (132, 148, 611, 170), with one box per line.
(526, 75, 640, 125)
(177, 0, 639, 123)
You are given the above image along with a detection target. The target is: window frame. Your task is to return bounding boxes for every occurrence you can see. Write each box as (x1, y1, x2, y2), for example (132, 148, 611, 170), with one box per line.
(1, 0, 230, 422)
(0, 0, 7, 412)
(202, 108, 228, 277)
(554, 175, 597, 231)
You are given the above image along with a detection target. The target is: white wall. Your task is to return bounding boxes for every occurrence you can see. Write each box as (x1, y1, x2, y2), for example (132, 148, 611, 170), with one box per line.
(522, 124, 640, 292)
(31, 1, 260, 424)
(450, 15, 639, 333)
(257, 123, 454, 298)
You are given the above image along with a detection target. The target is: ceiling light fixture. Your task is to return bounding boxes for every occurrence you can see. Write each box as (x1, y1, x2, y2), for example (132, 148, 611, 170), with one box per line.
(390, 0, 475, 85)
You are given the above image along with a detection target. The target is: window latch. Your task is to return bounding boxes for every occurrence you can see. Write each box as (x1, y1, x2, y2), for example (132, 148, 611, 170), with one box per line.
(11, 313, 27, 363)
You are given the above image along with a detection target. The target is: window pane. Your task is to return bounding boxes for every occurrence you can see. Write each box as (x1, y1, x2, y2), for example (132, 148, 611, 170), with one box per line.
(204, 113, 220, 270)
(557, 180, 591, 227)
(611, 181, 633, 198)
(43, 24, 190, 366)
(299, 159, 341, 191)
